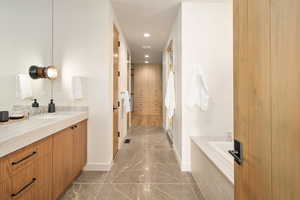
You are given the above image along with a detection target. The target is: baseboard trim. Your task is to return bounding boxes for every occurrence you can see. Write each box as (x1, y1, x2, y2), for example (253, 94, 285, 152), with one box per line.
(83, 161, 112, 171)
(181, 161, 191, 172)
(172, 145, 191, 172)
(173, 145, 182, 168)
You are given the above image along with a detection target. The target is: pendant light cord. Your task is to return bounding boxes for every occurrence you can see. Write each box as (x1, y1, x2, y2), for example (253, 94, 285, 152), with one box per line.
(50, 0, 54, 99)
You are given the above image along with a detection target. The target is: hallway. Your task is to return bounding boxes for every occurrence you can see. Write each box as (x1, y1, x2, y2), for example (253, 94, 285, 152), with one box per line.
(60, 127, 204, 200)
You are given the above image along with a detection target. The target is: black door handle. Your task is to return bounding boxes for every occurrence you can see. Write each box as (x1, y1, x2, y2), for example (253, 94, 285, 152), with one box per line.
(228, 139, 243, 165)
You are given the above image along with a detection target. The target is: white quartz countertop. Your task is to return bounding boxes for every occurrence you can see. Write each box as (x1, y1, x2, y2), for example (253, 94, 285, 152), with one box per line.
(0, 112, 88, 158)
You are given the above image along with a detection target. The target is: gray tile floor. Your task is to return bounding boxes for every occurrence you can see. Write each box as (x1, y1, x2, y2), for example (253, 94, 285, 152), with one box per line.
(60, 127, 205, 200)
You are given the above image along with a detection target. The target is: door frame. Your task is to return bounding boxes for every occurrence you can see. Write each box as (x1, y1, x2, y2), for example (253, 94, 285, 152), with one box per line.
(112, 24, 120, 159)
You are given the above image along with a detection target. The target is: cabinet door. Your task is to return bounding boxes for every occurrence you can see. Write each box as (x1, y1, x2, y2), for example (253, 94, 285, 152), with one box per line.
(0, 179, 11, 200)
(53, 128, 73, 199)
(72, 121, 88, 178)
(81, 121, 87, 169)
(72, 123, 83, 179)
(33, 153, 52, 200)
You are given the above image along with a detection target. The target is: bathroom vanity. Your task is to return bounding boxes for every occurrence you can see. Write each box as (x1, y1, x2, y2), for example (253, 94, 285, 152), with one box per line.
(0, 112, 88, 200)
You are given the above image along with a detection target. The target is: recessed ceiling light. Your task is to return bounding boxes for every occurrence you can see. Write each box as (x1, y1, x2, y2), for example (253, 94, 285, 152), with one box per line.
(145, 61, 149, 64)
(145, 54, 149, 58)
(142, 45, 151, 49)
(144, 33, 151, 38)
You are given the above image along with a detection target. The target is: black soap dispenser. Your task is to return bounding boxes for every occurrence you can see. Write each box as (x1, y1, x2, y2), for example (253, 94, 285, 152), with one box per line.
(48, 99, 56, 113)
(32, 99, 39, 108)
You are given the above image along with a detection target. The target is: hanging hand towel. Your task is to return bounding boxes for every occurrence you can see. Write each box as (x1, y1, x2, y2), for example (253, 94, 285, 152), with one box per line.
(165, 72, 176, 119)
(121, 90, 131, 113)
(72, 76, 83, 100)
(187, 66, 210, 111)
(16, 74, 33, 100)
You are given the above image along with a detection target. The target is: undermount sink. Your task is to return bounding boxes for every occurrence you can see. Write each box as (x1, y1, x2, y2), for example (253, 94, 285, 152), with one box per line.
(33, 112, 78, 120)
(34, 115, 58, 120)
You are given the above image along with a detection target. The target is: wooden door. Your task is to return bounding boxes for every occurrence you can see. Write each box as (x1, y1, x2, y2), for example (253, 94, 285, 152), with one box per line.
(234, 0, 300, 199)
(113, 25, 120, 159)
(132, 64, 163, 126)
(234, 0, 272, 199)
(271, 0, 300, 199)
(53, 128, 73, 199)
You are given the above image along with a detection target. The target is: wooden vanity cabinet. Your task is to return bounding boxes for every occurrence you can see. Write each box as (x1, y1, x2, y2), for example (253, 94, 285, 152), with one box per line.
(0, 120, 87, 200)
(53, 120, 88, 199)
(0, 135, 53, 200)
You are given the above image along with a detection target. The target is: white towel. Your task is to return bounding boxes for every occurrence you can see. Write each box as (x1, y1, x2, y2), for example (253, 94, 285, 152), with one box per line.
(121, 91, 131, 113)
(165, 72, 176, 119)
(72, 76, 83, 100)
(16, 74, 33, 100)
(187, 66, 210, 111)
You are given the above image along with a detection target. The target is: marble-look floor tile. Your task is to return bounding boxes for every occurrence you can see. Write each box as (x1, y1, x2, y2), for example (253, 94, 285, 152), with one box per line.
(147, 184, 200, 200)
(60, 184, 103, 200)
(99, 184, 148, 200)
(60, 127, 204, 200)
(75, 171, 108, 184)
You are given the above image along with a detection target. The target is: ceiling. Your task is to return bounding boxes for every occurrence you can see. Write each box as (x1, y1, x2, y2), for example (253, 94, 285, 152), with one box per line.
(111, 0, 181, 64)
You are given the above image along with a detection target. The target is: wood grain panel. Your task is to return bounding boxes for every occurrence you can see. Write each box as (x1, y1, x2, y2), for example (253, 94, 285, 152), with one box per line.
(11, 163, 35, 200)
(0, 178, 11, 200)
(53, 128, 73, 199)
(132, 64, 162, 127)
(113, 25, 120, 158)
(0, 157, 9, 183)
(72, 123, 83, 179)
(234, 0, 272, 199)
(81, 120, 88, 168)
(271, 0, 300, 199)
(233, 0, 250, 198)
(33, 153, 52, 200)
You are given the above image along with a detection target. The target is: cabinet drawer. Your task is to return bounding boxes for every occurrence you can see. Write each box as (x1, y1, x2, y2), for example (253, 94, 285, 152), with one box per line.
(7, 145, 38, 175)
(6, 136, 52, 175)
(11, 164, 36, 199)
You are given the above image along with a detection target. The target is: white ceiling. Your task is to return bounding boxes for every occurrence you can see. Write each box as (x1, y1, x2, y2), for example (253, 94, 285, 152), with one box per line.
(111, 0, 181, 64)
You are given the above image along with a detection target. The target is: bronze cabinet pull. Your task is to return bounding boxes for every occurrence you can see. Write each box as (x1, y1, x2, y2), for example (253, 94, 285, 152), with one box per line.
(11, 178, 37, 198)
(11, 151, 37, 166)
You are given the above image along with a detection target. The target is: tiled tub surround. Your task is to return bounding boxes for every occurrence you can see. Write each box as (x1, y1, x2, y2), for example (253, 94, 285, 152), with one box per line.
(190, 136, 234, 200)
(0, 111, 88, 158)
(60, 127, 205, 200)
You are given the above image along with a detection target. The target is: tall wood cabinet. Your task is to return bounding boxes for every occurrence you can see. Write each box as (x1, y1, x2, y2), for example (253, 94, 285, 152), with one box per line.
(0, 120, 87, 200)
(234, 0, 300, 199)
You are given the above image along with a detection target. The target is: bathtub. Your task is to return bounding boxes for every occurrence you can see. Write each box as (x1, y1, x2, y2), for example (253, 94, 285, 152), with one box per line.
(191, 137, 234, 200)
(209, 141, 234, 165)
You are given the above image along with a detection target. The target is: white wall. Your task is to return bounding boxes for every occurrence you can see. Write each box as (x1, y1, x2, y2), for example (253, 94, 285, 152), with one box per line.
(0, 0, 129, 171)
(164, 0, 233, 171)
(0, 0, 52, 111)
(181, 0, 233, 170)
(163, 8, 183, 165)
(53, 0, 130, 170)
